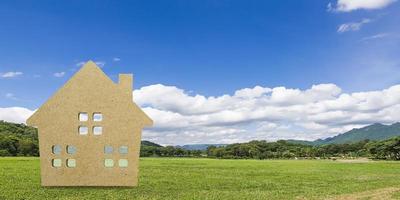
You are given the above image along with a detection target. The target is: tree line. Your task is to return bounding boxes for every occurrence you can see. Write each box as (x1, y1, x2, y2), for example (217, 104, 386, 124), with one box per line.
(206, 140, 373, 159)
(140, 137, 400, 160)
(140, 145, 203, 157)
(1, 120, 400, 160)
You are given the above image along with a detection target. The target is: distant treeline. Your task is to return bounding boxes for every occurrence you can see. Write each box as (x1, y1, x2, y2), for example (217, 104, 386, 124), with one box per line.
(205, 139, 400, 160)
(1, 120, 400, 160)
(140, 138, 400, 160)
(131, 137, 400, 160)
(140, 144, 203, 157)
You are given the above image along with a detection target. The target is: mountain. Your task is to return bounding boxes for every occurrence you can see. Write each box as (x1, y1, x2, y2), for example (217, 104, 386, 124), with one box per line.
(177, 144, 226, 151)
(288, 122, 400, 145)
(319, 122, 400, 144)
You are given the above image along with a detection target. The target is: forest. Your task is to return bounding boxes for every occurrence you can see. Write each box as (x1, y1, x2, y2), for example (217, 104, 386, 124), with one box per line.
(0, 121, 38, 156)
(1, 120, 400, 160)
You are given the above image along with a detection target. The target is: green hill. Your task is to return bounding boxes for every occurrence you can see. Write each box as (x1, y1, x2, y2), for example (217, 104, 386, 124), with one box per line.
(285, 139, 314, 146)
(317, 122, 400, 145)
(288, 122, 400, 145)
(141, 140, 163, 147)
(0, 120, 39, 156)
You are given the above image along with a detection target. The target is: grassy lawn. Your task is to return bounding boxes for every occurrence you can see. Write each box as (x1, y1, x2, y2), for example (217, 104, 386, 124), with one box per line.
(1, 157, 400, 199)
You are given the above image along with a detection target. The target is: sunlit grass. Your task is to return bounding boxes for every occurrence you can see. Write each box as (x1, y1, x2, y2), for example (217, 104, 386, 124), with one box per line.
(1, 157, 400, 199)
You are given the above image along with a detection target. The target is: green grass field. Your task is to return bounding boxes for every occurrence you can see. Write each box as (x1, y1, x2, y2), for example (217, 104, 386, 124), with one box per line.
(1, 158, 400, 200)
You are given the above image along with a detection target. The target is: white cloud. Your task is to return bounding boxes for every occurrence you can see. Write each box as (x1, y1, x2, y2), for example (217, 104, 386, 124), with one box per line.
(53, 72, 65, 78)
(337, 19, 371, 33)
(95, 61, 106, 68)
(329, 0, 397, 12)
(4, 83, 400, 145)
(113, 57, 121, 62)
(0, 107, 34, 124)
(133, 83, 400, 145)
(234, 86, 271, 98)
(360, 33, 391, 41)
(0, 71, 23, 78)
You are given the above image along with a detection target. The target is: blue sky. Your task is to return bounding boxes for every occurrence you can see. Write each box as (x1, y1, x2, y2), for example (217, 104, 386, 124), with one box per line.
(1, 0, 400, 144)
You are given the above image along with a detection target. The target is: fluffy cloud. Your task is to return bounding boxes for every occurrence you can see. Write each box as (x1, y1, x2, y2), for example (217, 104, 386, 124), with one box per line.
(0, 107, 34, 124)
(3, 83, 400, 145)
(0, 71, 23, 78)
(337, 19, 371, 33)
(133, 83, 400, 145)
(329, 0, 397, 12)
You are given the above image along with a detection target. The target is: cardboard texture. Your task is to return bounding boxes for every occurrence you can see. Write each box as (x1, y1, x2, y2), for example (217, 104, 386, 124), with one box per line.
(27, 61, 153, 186)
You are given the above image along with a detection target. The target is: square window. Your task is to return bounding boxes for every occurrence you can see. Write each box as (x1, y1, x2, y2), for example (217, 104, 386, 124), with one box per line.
(104, 159, 114, 168)
(79, 113, 88, 121)
(67, 145, 77, 154)
(52, 145, 62, 155)
(119, 146, 128, 154)
(104, 145, 113, 154)
(52, 159, 62, 167)
(79, 126, 88, 135)
(93, 113, 103, 121)
(93, 126, 102, 135)
(119, 159, 128, 168)
(67, 159, 76, 168)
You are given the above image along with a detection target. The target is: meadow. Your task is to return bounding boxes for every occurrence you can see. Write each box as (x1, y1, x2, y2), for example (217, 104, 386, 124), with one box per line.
(1, 157, 400, 200)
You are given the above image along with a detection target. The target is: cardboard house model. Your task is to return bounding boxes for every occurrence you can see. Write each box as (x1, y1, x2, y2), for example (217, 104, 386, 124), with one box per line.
(27, 61, 152, 187)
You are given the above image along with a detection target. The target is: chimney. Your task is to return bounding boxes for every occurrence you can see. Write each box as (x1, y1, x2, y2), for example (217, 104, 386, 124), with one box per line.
(119, 74, 133, 95)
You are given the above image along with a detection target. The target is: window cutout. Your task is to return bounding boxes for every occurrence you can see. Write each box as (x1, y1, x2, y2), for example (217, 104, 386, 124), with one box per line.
(119, 146, 128, 154)
(67, 145, 77, 154)
(93, 126, 102, 135)
(104, 145, 113, 154)
(119, 159, 128, 168)
(79, 126, 88, 135)
(79, 113, 88, 121)
(104, 159, 114, 167)
(67, 159, 76, 168)
(93, 113, 103, 121)
(52, 159, 62, 167)
(52, 145, 62, 155)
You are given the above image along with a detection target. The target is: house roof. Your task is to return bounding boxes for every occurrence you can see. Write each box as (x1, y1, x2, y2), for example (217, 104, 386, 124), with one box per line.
(27, 61, 153, 128)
